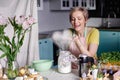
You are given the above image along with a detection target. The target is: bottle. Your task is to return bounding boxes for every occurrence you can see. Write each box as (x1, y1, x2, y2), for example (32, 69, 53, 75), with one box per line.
(58, 50, 71, 73)
(78, 54, 94, 77)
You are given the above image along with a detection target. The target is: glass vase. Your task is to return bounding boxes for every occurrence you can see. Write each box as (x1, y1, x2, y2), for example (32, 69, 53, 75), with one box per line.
(5, 60, 19, 79)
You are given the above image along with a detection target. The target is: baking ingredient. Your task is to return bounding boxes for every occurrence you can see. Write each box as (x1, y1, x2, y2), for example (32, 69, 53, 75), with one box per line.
(58, 50, 71, 73)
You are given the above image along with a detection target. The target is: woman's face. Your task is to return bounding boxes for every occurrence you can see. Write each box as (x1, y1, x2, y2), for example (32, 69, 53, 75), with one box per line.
(70, 11, 87, 32)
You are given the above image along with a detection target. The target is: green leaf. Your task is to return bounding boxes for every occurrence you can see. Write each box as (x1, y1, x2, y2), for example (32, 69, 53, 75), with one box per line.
(0, 53, 7, 58)
(0, 45, 9, 53)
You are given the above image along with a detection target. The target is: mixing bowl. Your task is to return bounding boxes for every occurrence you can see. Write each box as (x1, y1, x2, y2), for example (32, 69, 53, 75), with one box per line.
(32, 60, 53, 72)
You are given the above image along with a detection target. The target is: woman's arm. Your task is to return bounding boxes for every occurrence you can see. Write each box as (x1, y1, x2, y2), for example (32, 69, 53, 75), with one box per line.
(74, 28, 99, 57)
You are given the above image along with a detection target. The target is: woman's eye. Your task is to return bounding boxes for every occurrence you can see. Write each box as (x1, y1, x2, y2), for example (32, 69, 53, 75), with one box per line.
(78, 18, 81, 20)
(71, 18, 75, 21)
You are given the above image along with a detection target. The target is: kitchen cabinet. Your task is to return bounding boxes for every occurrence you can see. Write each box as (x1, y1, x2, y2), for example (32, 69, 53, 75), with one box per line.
(39, 38, 53, 60)
(118, 33, 120, 50)
(37, 0, 43, 10)
(50, 0, 96, 10)
(97, 30, 120, 57)
(102, 0, 120, 18)
(39, 38, 59, 65)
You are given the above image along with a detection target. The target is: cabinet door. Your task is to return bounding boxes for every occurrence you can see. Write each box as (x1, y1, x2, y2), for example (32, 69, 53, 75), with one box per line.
(79, 0, 96, 10)
(39, 38, 53, 60)
(50, 0, 96, 10)
(97, 31, 119, 56)
(50, 0, 71, 10)
(71, 0, 79, 7)
(61, 0, 71, 10)
(118, 32, 120, 51)
(37, 0, 43, 10)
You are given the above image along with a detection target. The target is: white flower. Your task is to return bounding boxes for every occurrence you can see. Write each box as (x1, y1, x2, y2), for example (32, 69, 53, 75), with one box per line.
(27, 16, 35, 25)
(16, 15, 26, 25)
(22, 20, 30, 30)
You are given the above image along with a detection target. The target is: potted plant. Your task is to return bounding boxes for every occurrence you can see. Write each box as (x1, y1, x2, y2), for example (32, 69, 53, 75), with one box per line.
(0, 15, 35, 79)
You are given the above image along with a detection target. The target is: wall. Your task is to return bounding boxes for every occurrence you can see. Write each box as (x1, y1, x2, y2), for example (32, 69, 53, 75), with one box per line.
(38, 0, 102, 34)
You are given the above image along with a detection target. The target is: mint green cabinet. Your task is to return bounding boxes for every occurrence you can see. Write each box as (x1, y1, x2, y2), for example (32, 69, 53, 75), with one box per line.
(118, 33, 120, 50)
(39, 38, 53, 60)
(97, 30, 119, 57)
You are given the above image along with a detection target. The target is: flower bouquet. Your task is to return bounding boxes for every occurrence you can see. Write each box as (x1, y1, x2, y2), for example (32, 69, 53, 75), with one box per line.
(0, 15, 35, 79)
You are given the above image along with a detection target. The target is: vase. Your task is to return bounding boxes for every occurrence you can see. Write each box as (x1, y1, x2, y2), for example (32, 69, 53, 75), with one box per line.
(5, 60, 19, 79)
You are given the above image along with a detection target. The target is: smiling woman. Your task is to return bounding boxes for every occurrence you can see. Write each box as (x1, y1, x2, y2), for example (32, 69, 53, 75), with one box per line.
(52, 7, 99, 69)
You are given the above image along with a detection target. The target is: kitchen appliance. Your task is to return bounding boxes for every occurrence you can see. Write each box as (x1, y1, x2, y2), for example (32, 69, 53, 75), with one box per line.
(78, 54, 94, 77)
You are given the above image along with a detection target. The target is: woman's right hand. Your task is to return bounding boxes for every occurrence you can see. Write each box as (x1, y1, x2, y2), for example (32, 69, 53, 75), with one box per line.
(72, 61, 78, 69)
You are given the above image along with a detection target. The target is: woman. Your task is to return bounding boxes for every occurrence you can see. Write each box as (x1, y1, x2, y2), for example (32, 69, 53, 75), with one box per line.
(68, 7, 99, 58)
(52, 7, 99, 69)
(68, 7, 99, 68)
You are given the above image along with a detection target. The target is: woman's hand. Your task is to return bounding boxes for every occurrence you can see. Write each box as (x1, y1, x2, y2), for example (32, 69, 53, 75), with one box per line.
(73, 35, 87, 50)
(72, 61, 78, 69)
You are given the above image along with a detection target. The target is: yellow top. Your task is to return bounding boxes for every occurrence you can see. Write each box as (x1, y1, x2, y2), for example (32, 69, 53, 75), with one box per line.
(67, 27, 99, 57)
(86, 28, 99, 45)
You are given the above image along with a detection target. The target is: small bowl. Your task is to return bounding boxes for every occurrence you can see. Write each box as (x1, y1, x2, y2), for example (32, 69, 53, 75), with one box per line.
(32, 60, 53, 72)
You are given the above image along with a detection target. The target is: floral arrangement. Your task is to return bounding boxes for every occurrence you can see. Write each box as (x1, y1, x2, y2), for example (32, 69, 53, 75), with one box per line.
(0, 15, 35, 78)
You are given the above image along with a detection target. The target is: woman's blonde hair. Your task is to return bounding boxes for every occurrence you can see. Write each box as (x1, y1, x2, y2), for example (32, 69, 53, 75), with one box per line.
(69, 7, 89, 22)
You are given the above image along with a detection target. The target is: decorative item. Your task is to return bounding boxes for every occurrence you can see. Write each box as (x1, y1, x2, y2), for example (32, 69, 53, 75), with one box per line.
(92, 69, 98, 80)
(103, 73, 110, 80)
(0, 15, 35, 79)
(97, 73, 103, 80)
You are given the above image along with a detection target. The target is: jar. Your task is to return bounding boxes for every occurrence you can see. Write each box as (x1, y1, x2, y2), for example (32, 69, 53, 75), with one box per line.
(58, 50, 71, 73)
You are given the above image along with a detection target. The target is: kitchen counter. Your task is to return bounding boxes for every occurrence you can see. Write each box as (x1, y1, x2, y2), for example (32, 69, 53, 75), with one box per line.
(40, 68, 115, 80)
(97, 27, 120, 31)
(40, 69, 80, 80)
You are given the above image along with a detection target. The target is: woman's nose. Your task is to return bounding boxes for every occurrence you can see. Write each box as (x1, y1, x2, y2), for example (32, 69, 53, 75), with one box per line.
(74, 19, 78, 23)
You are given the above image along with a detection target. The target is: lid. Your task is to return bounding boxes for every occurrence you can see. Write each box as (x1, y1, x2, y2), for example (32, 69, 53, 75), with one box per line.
(79, 54, 87, 58)
(79, 54, 88, 63)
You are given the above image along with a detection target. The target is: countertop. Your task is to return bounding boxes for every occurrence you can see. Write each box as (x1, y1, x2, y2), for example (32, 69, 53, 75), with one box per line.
(40, 69, 80, 80)
(97, 27, 120, 31)
(40, 68, 114, 80)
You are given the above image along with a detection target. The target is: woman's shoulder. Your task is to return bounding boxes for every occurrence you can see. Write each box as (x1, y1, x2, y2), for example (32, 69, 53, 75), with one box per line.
(87, 27, 99, 33)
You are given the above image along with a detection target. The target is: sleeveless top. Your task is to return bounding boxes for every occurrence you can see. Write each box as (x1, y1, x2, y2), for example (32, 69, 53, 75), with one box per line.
(68, 27, 99, 57)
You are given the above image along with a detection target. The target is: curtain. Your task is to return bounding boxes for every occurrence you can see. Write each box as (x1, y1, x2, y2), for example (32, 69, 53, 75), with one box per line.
(0, 0, 39, 67)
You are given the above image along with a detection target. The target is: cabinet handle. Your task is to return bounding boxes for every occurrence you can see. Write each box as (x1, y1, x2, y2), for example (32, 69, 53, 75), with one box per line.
(40, 42, 41, 44)
(112, 33, 116, 35)
(45, 41, 47, 43)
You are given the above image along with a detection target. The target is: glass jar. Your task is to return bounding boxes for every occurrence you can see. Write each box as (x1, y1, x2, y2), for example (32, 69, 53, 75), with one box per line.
(58, 50, 71, 73)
